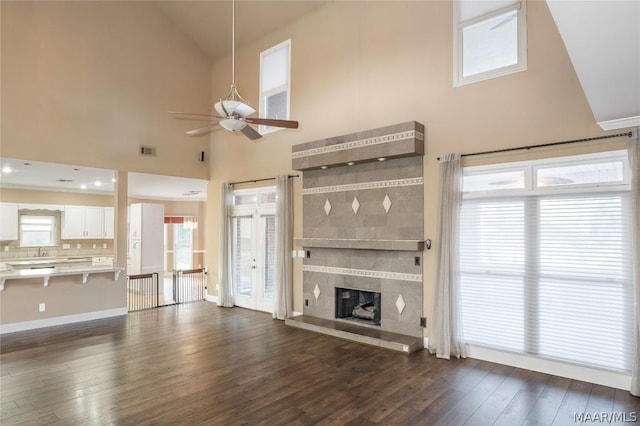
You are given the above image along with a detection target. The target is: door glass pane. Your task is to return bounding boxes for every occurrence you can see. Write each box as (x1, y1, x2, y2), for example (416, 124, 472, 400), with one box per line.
(262, 215, 276, 300)
(233, 216, 253, 297)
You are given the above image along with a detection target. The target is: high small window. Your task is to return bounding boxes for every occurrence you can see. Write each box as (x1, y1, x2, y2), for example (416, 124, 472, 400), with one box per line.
(20, 215, 56, 247)
(454, 1, 527, 86)
(259, 39, 291, 134)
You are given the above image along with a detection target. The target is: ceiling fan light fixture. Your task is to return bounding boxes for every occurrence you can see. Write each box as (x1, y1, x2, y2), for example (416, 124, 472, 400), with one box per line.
(214, 99, 255, 118)
(219, 118, 247, 132)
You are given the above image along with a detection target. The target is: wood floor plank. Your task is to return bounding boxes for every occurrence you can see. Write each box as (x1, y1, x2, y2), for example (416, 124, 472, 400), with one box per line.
(1, 302, 637, 425)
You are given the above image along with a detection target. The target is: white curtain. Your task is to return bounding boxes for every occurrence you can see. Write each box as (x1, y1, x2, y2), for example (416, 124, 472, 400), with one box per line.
(273, 175, 293, 320)
(217, 182, 234, 307)
(630, 130, 640, 396)
(428, 153, 467, 359)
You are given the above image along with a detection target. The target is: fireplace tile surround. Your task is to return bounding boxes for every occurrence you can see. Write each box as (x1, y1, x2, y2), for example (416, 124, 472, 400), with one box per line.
(289, 122, 425, 350)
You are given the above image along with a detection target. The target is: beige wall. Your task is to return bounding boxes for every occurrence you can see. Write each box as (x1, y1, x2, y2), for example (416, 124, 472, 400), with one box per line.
(1, 1, 211, 180)
(204, 1, 627, 334)
(0, 188, 114, 206)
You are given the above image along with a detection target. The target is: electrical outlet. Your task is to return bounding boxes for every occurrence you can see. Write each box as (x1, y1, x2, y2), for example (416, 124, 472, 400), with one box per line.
(63, 244, 70, 249)
(102, 243, 107, 249)
(92, 244, 96, 249)
(414, 256, 421, 266)
(305, 250, 311, 259)
(305, 299, 309, 306)
(420, 317, 427, 328)
(297, 250, 305, 258)
(76, 244, 81, 249)
(39, 303, 46, 312)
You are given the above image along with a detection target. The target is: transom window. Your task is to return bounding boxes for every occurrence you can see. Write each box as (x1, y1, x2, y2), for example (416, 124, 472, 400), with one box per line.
(454, 1, 527, 86)
(459, 150, 633, 372)
(259, 39, 291, 135)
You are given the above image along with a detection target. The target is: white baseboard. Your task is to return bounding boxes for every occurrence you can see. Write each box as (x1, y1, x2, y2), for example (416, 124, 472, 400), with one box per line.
(0, 307, 128, 335)
(466, 344, 631, 391)
(291, 311, 303, 317)
(205, 294, 218, 304)
(423, 337, 429, 349)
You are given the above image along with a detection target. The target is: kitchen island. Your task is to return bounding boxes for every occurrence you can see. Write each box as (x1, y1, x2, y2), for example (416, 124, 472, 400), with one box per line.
(0, 262, 127, 334)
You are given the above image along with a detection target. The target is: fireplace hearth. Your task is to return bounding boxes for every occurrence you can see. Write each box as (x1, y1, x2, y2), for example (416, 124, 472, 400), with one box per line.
(335, 287, 381, 325)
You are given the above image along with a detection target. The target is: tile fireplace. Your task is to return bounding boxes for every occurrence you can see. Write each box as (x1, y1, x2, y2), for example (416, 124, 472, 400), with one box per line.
(289, 121, 426, 348)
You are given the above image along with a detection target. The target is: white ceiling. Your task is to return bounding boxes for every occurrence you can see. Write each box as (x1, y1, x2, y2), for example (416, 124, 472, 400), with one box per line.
(546, 0, 640, 129)
(0, 158, 208, 201)
(154, 1, 326, 61)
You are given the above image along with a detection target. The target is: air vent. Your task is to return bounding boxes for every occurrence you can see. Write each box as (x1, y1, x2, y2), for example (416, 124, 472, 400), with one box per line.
(56, 179, 73, 183)
(139, 145, 157, 157)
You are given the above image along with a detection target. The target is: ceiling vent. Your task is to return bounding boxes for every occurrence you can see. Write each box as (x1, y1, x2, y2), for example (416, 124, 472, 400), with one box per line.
(139, 145, 157, 157)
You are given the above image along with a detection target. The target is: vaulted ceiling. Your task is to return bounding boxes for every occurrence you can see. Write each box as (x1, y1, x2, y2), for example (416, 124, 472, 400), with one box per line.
(154, 0, 639, 132)
(154, 1, 326, 60)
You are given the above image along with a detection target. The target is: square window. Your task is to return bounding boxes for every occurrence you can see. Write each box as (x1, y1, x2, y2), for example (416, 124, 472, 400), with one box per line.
(20, 215, 56, 247)
(454, 2, 527, 86)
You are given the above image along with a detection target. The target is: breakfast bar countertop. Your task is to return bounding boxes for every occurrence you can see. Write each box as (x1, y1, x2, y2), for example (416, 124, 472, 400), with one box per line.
(0, 265, 124, 291)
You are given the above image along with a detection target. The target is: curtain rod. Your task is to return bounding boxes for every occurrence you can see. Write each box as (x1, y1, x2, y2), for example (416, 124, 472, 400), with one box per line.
(437, 132, 632, 161)
(230, 174, 299, 186)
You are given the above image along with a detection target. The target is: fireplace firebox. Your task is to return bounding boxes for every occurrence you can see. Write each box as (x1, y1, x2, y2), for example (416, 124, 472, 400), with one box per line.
(335, 287, 381, 325)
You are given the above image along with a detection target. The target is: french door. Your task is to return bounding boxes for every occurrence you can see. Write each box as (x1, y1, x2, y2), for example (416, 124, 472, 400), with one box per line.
(231, 188, 276, 312)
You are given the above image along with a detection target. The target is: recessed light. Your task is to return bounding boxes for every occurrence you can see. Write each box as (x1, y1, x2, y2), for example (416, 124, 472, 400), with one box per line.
(320, 166, 328, 170)
(347, 162, 355, 166)
(94, 181, 102, 187)
(377, 157, 387, 162)
(80, 184, 87, 190)
(2, 166, 12, 173)
(111, 178, 116, 183)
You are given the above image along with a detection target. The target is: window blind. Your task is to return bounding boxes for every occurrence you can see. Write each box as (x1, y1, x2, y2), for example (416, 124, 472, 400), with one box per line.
(459, 153, 633, 373)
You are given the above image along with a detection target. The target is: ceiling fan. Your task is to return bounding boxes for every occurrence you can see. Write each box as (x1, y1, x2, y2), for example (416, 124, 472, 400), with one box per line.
(170, 0, 299, 141)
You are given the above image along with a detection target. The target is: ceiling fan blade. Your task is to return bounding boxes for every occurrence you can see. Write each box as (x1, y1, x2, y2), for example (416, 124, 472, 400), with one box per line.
(186, 122, 219, 136)
(169, 111, 221, 119)
(245, 118, 299, 129)
(240, 125, 263, 141)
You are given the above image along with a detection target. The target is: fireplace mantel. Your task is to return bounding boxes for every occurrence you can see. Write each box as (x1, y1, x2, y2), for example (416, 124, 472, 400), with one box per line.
(295, 238, 424, 252)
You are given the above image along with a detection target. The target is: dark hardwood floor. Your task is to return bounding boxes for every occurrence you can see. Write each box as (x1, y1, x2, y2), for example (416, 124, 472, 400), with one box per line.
(1, 302, 638, 425)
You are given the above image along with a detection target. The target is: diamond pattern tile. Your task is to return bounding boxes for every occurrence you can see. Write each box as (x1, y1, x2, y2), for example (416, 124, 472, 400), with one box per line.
(351, 197, 360, 215)
(383, 194, 392, 214)
(313, 284, 321, 301)
(324, 199, 332, 216)
(396, 294, 406, 315)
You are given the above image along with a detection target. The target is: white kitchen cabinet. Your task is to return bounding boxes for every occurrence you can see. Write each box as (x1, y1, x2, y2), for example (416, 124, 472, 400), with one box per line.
(62, 205, 114, 239)
(0, 203, 19, 241)
(61, 205, 87, 239)
(85, 206, 105, 238)
(103, 207, 115, 238)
